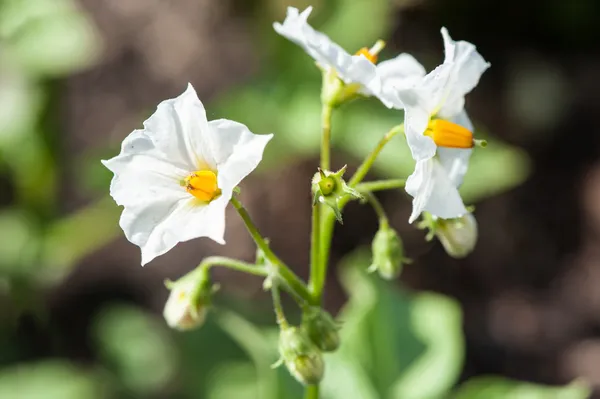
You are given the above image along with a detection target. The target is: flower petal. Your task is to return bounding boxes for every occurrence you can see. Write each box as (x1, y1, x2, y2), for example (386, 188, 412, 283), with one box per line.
(273, 7, 378, 89)
(120, 194, 229, 266)
(436, 147, 472, 187)
(143, 83, 216, 171)
(208, 119, 273, 194)
(403, 104, 437, 161)
(102, 130, 189, 207)
(437, 28, 490, 118)
(405, 158, 467, 223)
(367, 53, 426, 108)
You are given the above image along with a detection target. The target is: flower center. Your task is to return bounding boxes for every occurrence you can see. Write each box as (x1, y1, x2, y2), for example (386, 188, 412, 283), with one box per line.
(355, 40, 385, 64)
(424, 119, 474, 149)
(184, 170, 221, 202)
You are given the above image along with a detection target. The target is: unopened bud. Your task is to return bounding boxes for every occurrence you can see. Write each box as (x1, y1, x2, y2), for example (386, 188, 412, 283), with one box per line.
(434, 213, 478, 258)
(312, 166, 363, 224)
(163, 268, 213, 331)
(368, 222, 409, 280)
(277, 326, 324, 385)
(303, 308, 340, 352)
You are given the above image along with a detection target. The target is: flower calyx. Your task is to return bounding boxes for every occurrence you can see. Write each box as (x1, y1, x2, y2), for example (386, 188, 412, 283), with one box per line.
(312, 165, 363, 224)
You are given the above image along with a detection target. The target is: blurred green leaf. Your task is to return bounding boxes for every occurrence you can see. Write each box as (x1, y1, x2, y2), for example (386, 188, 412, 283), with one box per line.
(390, 292, 464, 399)
(92, 304, 177, 396)
(320, 0, 392, 51)
(0, 61, 41, 146)
(322, 250, 463, 399)
(40, 197, 121, 281)
(0, 0, 100, 77)
(206, 361, 261, 399)
(453, 377, 591, 399)
(0, 360, 109, 399)
(215, 310, 280, 399)
(0, 209, 40, 277)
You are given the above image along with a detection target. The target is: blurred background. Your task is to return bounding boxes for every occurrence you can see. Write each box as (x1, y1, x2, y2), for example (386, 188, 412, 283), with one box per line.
(1, 0, 600, 397)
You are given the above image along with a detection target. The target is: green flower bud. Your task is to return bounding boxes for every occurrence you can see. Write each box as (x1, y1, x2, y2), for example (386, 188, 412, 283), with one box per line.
(369, 222, 410, 280)
(163, 268, 214, 331)
(434, 213, 478, 258)
(278, 326, 324, 385)
(303, 308, 340, 352)
(312, 166, 363, 224)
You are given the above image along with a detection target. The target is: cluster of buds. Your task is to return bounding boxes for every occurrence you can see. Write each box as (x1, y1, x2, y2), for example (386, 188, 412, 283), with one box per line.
(312, 166, 362, 223)
(276, 307, 340, 385)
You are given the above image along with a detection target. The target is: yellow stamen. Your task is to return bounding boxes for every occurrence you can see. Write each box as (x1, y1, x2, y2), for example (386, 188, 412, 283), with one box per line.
(424, 119, 474, 149)
(184, 170, 221, 202)
(355, 40, 386, 64)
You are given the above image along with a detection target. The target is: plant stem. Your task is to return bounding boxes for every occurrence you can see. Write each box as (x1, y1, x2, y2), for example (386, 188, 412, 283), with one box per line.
(271, 283, 288, 328)
(230, 196, 314, 305)
(309, 200, 322, 297)
(348, 124, 404, 186)
(304, 384, 320, 399)
(320, 104, 333, 171)
(318, 124, 405, 285)
(199, 256, 268, 277)
(364, 192, 388, 225)
(356, 178, 406, 193)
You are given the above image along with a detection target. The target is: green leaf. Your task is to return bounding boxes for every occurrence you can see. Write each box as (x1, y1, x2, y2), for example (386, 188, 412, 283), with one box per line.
(215, 310, 282, 399)
(453, 377, 591, 399)
(390, 292, 464, 399)
(0, 360, 110, 399)
(321, 250, 464, 399)
(0, 0, 100, 77)
(206, 362, 261, 399)
(40, 196, 121, 282)
(92, 304, 178, 396)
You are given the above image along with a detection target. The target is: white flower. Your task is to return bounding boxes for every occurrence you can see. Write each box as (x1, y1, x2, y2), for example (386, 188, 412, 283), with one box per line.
(390, 28, 490, 222)
(273, 6, 424, 107)
(163, 278, 206, 330)
(102, 84, 273, 265)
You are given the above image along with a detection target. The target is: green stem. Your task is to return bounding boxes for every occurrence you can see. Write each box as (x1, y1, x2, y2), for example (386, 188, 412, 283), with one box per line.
(308, 200, 322, 297)
(349, 123, 404, 186)
(364, 192, 388, 225)
(199, 256, 268, 277)
(318, 124, 404, 285)
(356, 178, 406, 194)
(230, 197, 314, 305)
(320, 104, 333, 171)
(304, 384, 320, 399)
(271, 283, 288, 328)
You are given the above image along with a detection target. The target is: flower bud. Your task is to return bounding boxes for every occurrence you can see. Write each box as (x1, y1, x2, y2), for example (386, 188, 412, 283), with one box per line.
(434, 213, 478, 258)
(303, 308, 340, 352)
(163, 269, 213, 331)
(369, 222, 409, 280)
(278, 326, 324, 385)
(312, 166, 363, 224)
